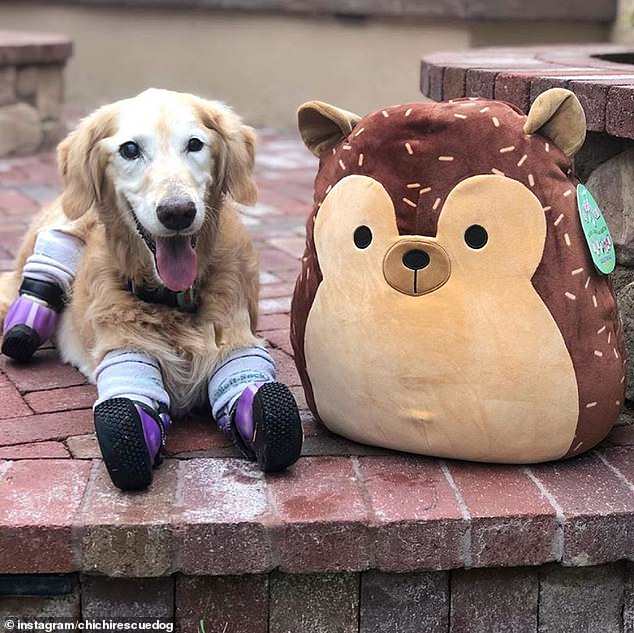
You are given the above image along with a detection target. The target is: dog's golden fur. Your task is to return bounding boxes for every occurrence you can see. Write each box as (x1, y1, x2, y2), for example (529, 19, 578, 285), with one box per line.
(0, 90, 261, 415)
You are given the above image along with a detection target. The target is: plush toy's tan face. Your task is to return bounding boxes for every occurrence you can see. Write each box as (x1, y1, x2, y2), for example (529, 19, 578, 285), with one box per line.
(316, 173, 546, 298)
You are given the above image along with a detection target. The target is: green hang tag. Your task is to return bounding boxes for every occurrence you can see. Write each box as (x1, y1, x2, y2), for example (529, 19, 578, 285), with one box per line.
(577, 184, 615, 275)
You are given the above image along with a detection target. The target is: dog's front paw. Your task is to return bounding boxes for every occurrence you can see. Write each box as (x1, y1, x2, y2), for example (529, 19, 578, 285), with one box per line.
(1, 295, 59, 362)
(230, 382, 303, 472)
(94, 398, 170, 491)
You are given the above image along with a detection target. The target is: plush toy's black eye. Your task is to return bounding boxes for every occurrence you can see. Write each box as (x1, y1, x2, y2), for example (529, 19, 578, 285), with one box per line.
(354, 225, 373, 249)
(464, 224, 488, 249)
(119, 141, 141, 160)
(187, 137, 204, 152)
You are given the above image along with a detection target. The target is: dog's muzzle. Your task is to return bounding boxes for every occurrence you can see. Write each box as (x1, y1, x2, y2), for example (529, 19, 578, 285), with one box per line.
(156, 196, 197, 232)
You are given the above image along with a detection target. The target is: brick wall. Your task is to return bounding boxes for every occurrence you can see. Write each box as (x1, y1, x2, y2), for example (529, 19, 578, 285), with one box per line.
(0, 563, 631, 632)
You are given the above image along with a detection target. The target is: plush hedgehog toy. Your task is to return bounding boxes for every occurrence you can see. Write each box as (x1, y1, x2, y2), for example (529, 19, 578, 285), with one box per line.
(291, 88, 626, 463)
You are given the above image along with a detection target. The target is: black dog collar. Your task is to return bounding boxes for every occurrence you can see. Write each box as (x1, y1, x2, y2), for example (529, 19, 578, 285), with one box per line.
(127, 279, 199, 313)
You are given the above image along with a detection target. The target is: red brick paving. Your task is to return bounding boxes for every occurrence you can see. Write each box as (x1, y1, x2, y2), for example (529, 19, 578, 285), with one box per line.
(357, 456, 466, 571)
(0, 379, 33, 418)
(0, 459, 90, 572)
(24, 383, 97, 413)
(79, 460, 180, 576)
(0, 348, 87, 391)
(0, 440, 69, 459)
(448, 462, 560, 568)
(0, 188, 39, 215)
(176, 574, 269, 633)
(0, 134, 631, 575)
(176, 458, 274, 575)
(65, 433, 100, 459)
(0, 409, 93, 446)
(262, 328, 295, 357)
(165, 414, 233, 457)
(530, 453, 634, 566)
(269, 456, 373, 572)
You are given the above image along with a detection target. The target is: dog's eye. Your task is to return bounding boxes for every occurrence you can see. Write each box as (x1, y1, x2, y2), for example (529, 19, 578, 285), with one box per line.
(354, 225, 373, 249)
(187, 138, 204, 153)
(464, 224, 488, 249)
(119, 141, 141, 160)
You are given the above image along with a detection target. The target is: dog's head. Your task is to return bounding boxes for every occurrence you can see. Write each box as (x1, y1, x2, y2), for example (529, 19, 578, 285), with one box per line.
(58, 88, 257, 291)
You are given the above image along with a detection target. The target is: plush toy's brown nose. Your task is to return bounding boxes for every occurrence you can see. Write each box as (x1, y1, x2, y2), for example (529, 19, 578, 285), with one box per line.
(383, 239, 450, 296)
(157, 197, 196, 231)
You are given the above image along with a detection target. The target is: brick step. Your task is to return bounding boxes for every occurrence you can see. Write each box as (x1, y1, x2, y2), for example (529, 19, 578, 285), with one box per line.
(0, 449, 631, 576)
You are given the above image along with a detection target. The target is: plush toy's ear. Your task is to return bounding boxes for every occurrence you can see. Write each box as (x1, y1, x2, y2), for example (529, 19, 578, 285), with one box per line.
(297, 101, 361, 157)
(524, 88, 586, 157)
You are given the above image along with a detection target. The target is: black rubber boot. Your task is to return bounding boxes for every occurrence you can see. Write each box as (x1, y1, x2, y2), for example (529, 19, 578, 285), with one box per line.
(94, 397, 170, 491)
(1, 325, 42, 363)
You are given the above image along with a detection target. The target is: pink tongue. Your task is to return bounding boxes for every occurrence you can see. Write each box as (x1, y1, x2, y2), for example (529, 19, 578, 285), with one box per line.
(155, 236, 197, 291)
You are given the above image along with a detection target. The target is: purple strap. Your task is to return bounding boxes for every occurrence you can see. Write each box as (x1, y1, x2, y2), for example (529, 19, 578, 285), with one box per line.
(137, 405, 172, 464)
(233, 383, 263, 445)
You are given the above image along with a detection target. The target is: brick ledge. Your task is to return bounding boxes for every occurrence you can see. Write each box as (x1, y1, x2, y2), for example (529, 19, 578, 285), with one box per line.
(0, 444, 632, 577)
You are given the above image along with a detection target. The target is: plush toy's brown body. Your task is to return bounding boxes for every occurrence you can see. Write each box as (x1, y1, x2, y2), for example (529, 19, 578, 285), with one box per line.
(291, 89, 626, 463)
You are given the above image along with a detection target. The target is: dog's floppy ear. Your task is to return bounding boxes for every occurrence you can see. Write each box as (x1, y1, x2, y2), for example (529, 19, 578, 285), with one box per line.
(524, 88, 586, 157)
(222, 123, 257, 205)
(58, 105, 116, 220)
(298, 101, 361, 157)
(196, 99, 258, 206)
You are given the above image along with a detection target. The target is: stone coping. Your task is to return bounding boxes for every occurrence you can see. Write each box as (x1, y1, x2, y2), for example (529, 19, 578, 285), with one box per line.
(0, 139, 632, 580)
(0, 30, 73, 67)
(420, 44, 634, 139)
(46, 0, 615, 21)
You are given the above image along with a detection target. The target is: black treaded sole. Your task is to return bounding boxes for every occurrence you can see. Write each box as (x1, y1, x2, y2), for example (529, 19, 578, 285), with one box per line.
(252, 382, 303, 472)
(1, 324, 41, 363)
(94, 398, 153, 491)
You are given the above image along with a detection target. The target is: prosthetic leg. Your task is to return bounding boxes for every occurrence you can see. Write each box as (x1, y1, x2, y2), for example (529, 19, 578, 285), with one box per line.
(209, 347, 303, 472)
(93, 350, 172, 491)
(2, 229, 84, 362)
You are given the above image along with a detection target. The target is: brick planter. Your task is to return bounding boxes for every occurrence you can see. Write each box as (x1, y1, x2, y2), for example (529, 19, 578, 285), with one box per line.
(0, 129, 632, 630)
(420, 45, 634, 133)
(0, 31, 72, 157)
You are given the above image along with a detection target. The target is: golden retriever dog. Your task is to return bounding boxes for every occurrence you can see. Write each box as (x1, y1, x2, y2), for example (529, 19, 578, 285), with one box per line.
(0, 89, 302, 490)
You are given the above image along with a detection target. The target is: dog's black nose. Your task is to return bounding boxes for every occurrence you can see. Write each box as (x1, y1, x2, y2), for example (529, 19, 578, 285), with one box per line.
(402, 249, 430, 271)
(156, 198, 196, 231)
